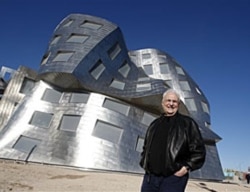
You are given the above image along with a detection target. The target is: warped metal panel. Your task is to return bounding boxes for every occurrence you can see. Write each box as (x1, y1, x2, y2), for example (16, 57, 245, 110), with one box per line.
(0, 13, 224, 180)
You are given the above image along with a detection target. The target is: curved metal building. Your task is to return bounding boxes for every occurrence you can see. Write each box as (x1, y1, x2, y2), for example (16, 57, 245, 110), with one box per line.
(0, 14, 224, 180)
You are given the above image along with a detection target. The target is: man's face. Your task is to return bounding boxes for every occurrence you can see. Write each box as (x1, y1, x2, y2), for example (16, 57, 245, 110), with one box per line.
(161, 92, 179, 116)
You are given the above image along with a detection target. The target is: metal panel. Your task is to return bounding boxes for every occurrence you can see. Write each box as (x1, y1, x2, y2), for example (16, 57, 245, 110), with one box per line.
(0, 13, 224, 180)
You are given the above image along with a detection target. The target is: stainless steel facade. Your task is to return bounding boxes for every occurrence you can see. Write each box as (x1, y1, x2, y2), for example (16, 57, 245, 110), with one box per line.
(0, 14, 224, 180)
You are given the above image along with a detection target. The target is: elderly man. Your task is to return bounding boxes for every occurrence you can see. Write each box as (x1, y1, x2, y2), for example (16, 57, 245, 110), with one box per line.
(140, 89, 206, 192)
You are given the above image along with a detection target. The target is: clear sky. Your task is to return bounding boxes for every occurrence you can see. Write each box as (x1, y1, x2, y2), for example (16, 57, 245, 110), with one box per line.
(1, 0, 250, 172)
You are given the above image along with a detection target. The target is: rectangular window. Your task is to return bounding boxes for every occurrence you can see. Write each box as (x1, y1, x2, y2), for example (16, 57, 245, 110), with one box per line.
(0, 66, 16, 81)
(59, 115, 81, 132)
(3, 72, 11, 81)
(70, 92, 89, 103)
(138, 77, 150, 82)
(136, 83, 151, 92)
(42, 88, 62, 103)
(92, 120, 123, 144)
(195, 87, 202, 95)
(135, 137, 144, 152)
(108, 43, 121, 60)
(103, 98, 130, 116)
(118, 62, 130, 78)
(109, 79, 125, 90)
(201, 101, 210, 114)
(142, 53, 151, 59)
(29, 111, 53, 128)
(90, 60, 105, 80)
(129, 54, 137, 62)
(141, 112, 156, 125)
(185, 98, 197, 111)
(63, 19, 74, 27)
(41, 53, 50, 65)
(157, 54, 167, 59)
(20, 77, 36, 94)
(13, 135, 41, 153)
(179, 81, 191, 91)
(159, 63, 169, 74)
(175, 66, 185, 75)
(205, 121, 211, 129)
(51, 35, 61, 44)
(80, 21, 102, 30)
(164, 80, 173, 88)
(144, 64, 153, 75)
(53, 52, 74, 62)
(67, 34, 89, 43)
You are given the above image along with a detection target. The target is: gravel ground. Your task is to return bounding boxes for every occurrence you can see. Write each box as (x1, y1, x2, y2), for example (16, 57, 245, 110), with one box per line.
(0, 160, 250, 192)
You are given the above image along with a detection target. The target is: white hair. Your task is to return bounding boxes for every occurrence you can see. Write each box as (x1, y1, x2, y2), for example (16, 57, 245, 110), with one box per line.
(162, 89, 180, 102)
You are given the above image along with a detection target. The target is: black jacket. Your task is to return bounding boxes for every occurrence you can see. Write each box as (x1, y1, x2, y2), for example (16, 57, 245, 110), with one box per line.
(140, 112, 206, 175)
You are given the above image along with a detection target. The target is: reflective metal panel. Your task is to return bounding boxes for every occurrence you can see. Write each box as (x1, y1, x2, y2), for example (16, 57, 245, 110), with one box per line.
(0, 13, 224, 180)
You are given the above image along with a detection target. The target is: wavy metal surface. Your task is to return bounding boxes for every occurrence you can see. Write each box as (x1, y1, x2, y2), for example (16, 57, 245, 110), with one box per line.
(0, 14, 224, 180)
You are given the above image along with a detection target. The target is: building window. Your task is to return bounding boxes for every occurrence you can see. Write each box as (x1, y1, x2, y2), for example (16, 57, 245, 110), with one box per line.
(201, 101, 210, 114)
(129, 53, 137, 62)
(59, 115, 81, 132)
(66, 34, 89, 43)
(90, 60, 105, 80)
(205, 121, 211, 129)
(0, 66, 15, 81)
(185, 98, 197, 111)
(29, 111, 53, 128)
(136, 83, 151, 92)
(175, 66, 185, 75)
(2, 72, 11, 81)
(179, 81, 191, 91)
(141, 112, 156, 125)
(109, 79, 125, 90)
(70, 92, 89, 103)
(159, 63, 169, 74)
(19, 77, 36, 94)
(108, 43, 121, 60)
(138, 77, 150, 82)
(196, 87, 202, 95)
(92, 120, 123, 144)
(13, 135, 41, 153)
(53, 52, 74, 62)
(42, 88, 62, 103)
(157, 54, 167, 59)
(103, 98, 130, 116)
(136, 137, 144, 152)
(63, 19, 74, 27)
(80, 21, 102, 30)
(118, 62, 130, 78)
(144, 64, 153, 75)
(51, 35, 61, 44)
(142, 53, 151, 59)
(41, 53, 50, 65)
(164, 80, 172, 88)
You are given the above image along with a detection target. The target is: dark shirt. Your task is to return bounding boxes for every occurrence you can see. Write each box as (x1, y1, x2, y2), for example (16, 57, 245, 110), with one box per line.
(148, 115, 176, 176)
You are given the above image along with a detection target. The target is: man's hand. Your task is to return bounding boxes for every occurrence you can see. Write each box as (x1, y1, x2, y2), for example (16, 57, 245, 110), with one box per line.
(174, 166, 189, 177)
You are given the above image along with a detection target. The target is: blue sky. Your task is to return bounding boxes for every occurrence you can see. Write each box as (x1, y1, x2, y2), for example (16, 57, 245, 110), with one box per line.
(1, 0, 250, 171)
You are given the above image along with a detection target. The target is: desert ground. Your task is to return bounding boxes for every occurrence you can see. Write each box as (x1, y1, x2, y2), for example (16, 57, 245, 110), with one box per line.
(0, 159, 250, 192)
